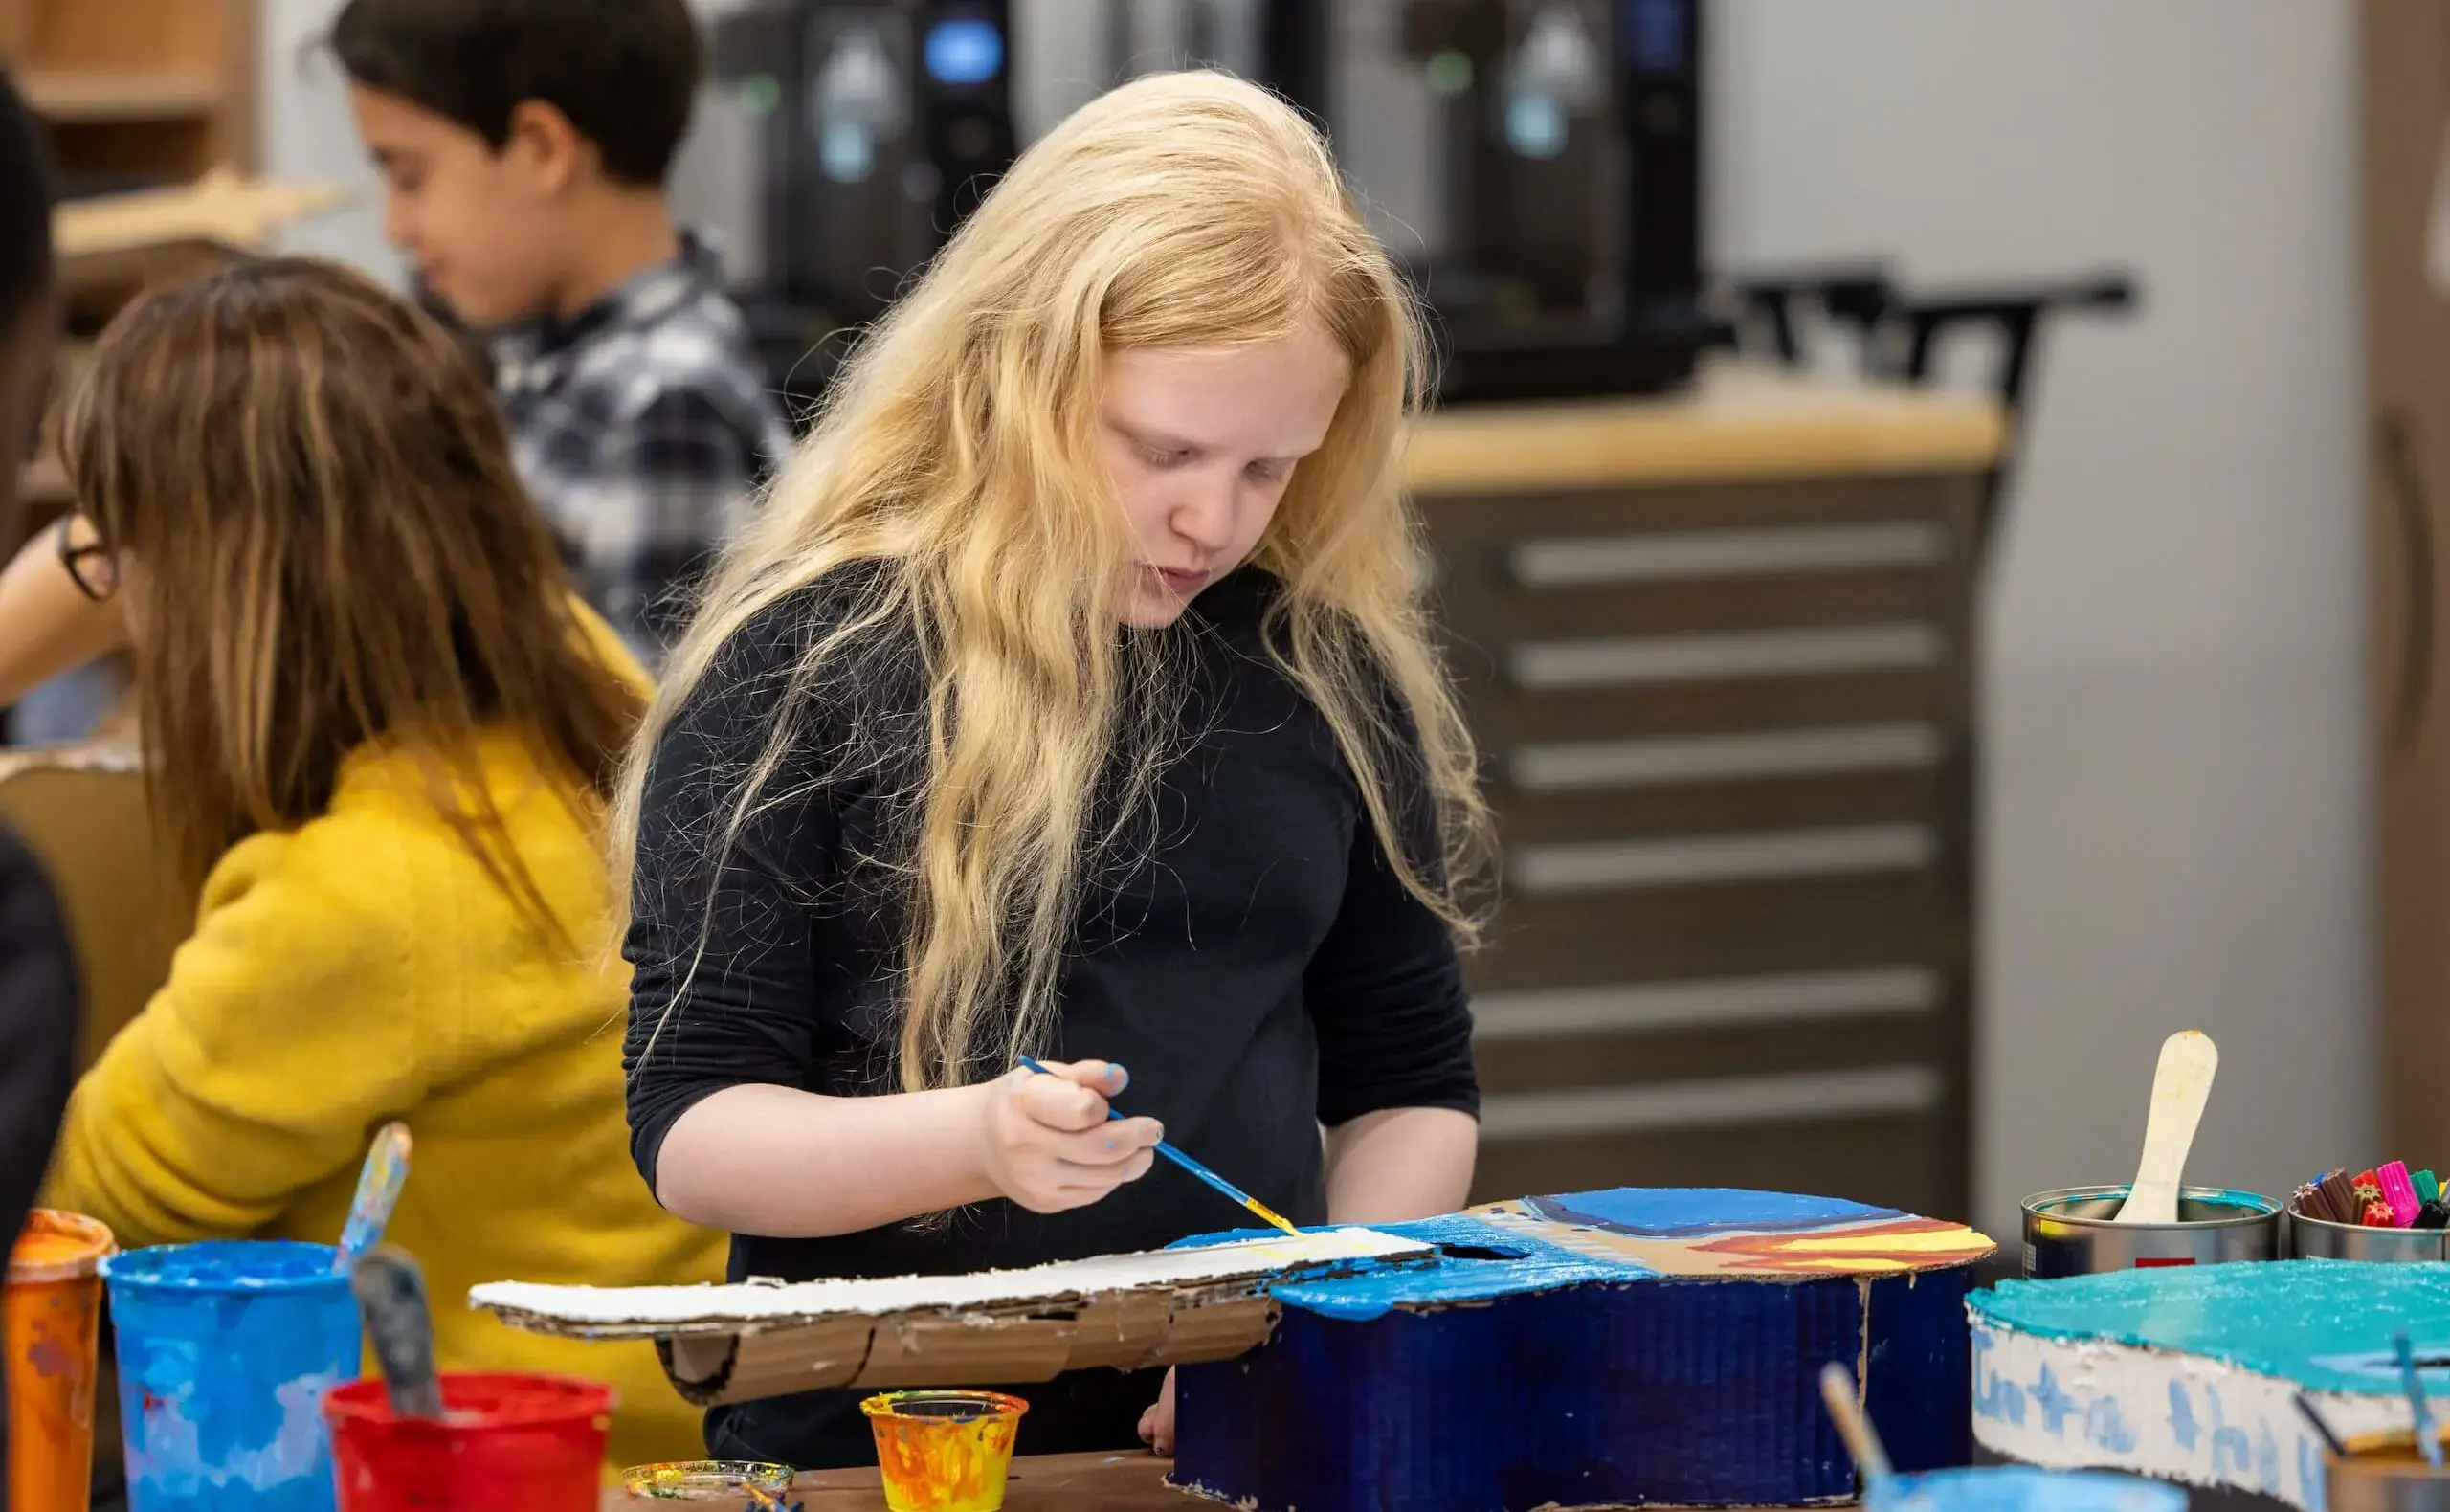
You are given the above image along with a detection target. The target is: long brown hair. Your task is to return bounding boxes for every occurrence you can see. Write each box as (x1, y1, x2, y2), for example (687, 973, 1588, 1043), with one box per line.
(57, 256, 643, 926)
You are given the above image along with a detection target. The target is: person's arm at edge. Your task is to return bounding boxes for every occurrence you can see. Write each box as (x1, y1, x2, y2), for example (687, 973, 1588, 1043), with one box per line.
(650, 1061, 1163, 1238)
(1324, 1105, 1478, 1222)
(0, 522, 127, 708)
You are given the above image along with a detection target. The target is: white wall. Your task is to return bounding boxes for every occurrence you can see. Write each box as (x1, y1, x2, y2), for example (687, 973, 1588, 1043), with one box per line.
(258, 0, 2375, 1241)
(1710, 0, 2372, 1240)
(258, 0, 390, 274)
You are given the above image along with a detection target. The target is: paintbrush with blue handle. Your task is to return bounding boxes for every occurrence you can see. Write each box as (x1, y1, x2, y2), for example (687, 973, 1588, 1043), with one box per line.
(2397, 1333, 2444, 1469)
(335, 1122, 412, 1272)
(1014, 1056, 1302, 1237)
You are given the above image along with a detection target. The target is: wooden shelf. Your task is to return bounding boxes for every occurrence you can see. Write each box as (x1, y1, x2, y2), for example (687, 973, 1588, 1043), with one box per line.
(56, 170, 348, 261)
(21, 68, 224, 123)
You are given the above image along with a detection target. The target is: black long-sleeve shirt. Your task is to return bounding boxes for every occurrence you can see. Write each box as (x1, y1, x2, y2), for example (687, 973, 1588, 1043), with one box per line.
(0, 821, 79, 1501)
(624, 565, 1477, 1468)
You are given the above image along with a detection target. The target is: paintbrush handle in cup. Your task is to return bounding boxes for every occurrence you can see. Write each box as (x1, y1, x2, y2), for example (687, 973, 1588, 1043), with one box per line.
(2398, 1334, 2444, 1470)
(2115, 1031, 2217, 1227)
(2295, 1393, 2350, 1459)
(336, 1122, 412, 1268)
(350, 1246, 446, 1421)
(1818, 1361, 1893, 1500)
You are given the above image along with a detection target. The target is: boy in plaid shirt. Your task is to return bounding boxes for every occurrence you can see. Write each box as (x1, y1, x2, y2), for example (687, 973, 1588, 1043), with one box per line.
(334, 0, 792, 664)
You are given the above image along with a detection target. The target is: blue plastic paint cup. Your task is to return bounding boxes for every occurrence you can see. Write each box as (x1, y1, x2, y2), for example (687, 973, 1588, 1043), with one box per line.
(100, 1240, 362, 1512)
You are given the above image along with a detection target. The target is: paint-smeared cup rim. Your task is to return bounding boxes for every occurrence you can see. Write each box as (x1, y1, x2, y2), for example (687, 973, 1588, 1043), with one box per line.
(2021, 1184, 2281, 1230)
(324, 1372, 616, 1430)
(7, 1210, 115, 1285)
(100, 1238, 346, 1294)
(858, 1390, 1030, 1423)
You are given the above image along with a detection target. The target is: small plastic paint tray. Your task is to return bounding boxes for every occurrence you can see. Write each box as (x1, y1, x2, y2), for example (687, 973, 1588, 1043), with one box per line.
(2020, 1185, 2281, 1277)
(621, 1460, 797, 1501)
(2290, 1206, 2450, 1263)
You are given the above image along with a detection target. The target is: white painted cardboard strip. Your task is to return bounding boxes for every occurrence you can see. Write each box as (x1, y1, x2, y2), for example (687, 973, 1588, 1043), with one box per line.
(470, 1227, 1430, 1330)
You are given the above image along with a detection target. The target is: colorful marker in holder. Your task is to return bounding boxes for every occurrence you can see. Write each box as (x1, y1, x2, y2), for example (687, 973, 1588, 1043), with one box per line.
(2381, 1164, 2421, 1229)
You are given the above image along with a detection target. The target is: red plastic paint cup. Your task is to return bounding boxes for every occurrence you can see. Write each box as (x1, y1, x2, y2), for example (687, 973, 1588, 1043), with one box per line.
(323, 1372, 614, 1512)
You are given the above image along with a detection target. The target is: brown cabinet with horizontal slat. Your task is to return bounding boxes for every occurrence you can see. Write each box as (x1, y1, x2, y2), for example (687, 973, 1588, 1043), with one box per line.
(1, 0, 258, 184)
(1406, 364, 2003, 1220)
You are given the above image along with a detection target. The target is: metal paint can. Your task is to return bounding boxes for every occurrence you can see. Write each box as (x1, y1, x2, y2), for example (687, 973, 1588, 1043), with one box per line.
(2020, 1185, 2281, 1278)
(2328, 1429, 2450, 1512)
(2290, 1208, 2450, 1263)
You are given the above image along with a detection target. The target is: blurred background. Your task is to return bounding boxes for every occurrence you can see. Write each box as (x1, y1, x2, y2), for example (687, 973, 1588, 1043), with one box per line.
(14, 0, 2387, 1246)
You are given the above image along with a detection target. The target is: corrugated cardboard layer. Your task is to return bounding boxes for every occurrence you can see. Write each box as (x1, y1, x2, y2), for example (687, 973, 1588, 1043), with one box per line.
(1174, 1263, 1981, 1509)
(1169, 1202, 1987, 1510)
(477, 1228, 1430, 1407)
(649, 1294, 1285, 1407)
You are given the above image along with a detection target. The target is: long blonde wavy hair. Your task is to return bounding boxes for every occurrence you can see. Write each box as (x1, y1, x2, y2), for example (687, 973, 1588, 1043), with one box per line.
(613, 70, 1493, 1092)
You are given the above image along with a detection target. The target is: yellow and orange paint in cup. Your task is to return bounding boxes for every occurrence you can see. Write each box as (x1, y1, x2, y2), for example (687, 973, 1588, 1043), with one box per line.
(860, 1390, 1029, 1512)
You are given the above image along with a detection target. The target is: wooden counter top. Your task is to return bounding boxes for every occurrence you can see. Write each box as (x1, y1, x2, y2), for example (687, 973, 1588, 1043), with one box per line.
(1405, 359, 2007, 497)
(595, 1452, 1833, 1510)
(603, 1452, 1177, 1510)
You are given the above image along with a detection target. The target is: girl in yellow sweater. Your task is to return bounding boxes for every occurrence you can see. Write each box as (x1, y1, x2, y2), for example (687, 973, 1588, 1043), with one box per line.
(36, 257, 726, 1471)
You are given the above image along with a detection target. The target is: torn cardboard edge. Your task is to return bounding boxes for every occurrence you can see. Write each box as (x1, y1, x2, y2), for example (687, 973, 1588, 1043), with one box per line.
(470, 1228, 1435, 1407)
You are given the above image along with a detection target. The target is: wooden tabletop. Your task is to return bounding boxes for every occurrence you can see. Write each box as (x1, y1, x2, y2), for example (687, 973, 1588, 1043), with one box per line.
(1404, 357, 2007, 497)
(603, 1452, 1188, 1510)
(595, 1451, 1838, 1510)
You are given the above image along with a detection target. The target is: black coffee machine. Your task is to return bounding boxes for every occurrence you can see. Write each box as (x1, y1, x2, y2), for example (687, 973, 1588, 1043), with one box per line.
(1342, 0, 1706, 400)
(702, 0, 1704, 406)
(696, 0, 1014, 384)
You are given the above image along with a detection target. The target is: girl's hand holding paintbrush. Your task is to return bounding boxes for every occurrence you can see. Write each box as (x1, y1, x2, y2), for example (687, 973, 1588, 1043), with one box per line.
(977, 1059, 1164, 1214)
(651, 1058, 1166, 1236)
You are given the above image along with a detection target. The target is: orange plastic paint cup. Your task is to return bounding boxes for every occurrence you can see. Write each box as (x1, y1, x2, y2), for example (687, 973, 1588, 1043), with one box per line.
(5, 1210, 115, 1512)
(860, 1391, 1028, 1512)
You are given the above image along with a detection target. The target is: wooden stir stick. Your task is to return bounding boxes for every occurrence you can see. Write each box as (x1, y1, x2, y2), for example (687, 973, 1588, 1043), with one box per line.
(1818, 1361, 1895, 1506)
(2114, 1030, 2218, 1227)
